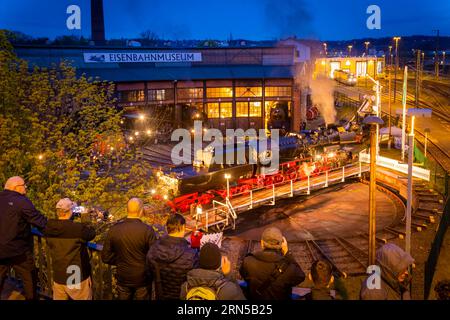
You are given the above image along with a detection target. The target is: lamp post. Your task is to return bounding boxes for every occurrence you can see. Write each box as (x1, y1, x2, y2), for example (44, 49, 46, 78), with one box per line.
(347, 45, 353, 57)
(363, 116, 384, 266)
(367, 74, 382, 155)
(424, 128, 430, 157)
(365, 41, 370, 56)
(400, 66, 408, 162)
(388, 45, 393, 66)
(401, 108, 432, 255)
(224, 173, 231, 199)
(393, 37, 401, 102)
(323, 43, 328, 56)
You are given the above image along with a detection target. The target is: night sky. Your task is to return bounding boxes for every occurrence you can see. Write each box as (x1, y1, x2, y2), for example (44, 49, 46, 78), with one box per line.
(0, 0, 449, 41)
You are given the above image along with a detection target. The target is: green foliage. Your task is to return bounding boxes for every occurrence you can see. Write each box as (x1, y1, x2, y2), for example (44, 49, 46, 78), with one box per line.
(0, 31, 156, 217)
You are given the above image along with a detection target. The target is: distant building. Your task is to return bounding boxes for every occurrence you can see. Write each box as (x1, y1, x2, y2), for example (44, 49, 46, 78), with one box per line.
(314, 56, 385, 80)
(14, 43, 312, 132)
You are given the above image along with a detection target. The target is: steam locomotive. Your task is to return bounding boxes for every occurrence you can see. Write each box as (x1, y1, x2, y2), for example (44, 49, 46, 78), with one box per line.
(160, 125, 363, 213)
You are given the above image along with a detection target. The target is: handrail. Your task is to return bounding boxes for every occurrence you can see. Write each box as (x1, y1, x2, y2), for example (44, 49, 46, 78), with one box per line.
(32, 227, 103, 251)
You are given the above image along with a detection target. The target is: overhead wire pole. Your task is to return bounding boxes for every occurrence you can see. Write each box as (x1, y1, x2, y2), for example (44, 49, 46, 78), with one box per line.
(363, 116, 384, 266)
(401, 66, 408, 162)
(415, 50, 421, 108)
(393, 37, 401, 103)
(388, 48, 392, 149)
(367, 74, 381, 155)
(433, 30, 440, 79)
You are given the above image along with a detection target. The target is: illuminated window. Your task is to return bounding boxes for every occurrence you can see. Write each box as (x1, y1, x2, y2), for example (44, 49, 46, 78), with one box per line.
(206, 87, 233, 98)
(207, 103, 220, 118)
(236, 87, 262, 98)
(249, 101, 262, 117)
(220, 102, 232, 118)
(264, 86, 292, 97)
(356, 62, 367, 77)
(148, 89, 174, 101)
(236, 102, 248, 117)
(177, 88, 203, 100)
(120, 90, 145, 102)
(377, 61, 383, 74)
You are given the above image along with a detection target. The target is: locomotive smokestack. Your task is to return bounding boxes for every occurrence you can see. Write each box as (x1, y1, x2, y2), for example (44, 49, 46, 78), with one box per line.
(91, 0, 105, 44)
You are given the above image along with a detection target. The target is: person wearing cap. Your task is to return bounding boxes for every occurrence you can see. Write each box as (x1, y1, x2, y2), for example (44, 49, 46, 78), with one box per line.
(239, 227, 305, 300)
(360, 243, 415, 300)
(43, 198, 96, 300)
(0, 176, 47, 300)
(180, 242, 246, 300)
(102, 197, 157, 300)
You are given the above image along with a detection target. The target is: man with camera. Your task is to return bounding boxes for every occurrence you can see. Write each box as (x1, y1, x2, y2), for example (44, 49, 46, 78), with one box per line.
(43, 198, 96, 300)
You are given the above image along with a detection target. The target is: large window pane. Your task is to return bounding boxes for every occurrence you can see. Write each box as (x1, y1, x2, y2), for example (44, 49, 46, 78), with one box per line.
(264, 86, 291, 97)
(207, 103, 220, 118)
(236, 87, 262, 98)
(120, 90, 145, 102)
(220, 102, 232, 118)
(236, 102, 248, 117)
(206, 87, 233, 98)
(148, 89, 174, 101)
(177, 88, 203, 100)
(249, 101, 262, 117)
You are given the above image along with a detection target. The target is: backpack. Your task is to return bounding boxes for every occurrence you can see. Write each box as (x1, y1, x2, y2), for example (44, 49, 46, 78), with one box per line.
(185, 282, 226, 300)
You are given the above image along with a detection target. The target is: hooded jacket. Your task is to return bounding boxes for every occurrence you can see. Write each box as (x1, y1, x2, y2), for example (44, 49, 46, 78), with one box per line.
(180, 268, 246, 300)
(239, 249, 306, 300)
(101, 218, 156, 288)
(43, 219, 96, 285)
(147, 235, 198, 300)
(0, 190, 47, 259)
(360, 243, 414, 300)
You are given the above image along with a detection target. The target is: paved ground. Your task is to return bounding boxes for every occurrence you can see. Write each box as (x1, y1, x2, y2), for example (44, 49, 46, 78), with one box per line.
(227, 182, 400, 241)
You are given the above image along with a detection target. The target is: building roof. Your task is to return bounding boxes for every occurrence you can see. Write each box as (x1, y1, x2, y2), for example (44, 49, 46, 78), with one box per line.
(76, 65, 295, 82)
(13, 45, 298, 82)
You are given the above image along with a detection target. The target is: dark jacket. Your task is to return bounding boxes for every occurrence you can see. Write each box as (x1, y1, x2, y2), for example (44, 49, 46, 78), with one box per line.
(180, 268, 246, 300)
(239, 249, 305, 300)
(0, 190, 47, 259)
(101, 218, 156, 288)
(147, 235, 198, 300)
(360, 243, 414, 300)
(43, 219, 96, 285)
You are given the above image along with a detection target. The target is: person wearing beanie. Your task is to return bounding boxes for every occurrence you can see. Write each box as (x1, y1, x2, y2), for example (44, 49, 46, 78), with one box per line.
(180, 242, 246, 300)
(239, 227, 305, 300)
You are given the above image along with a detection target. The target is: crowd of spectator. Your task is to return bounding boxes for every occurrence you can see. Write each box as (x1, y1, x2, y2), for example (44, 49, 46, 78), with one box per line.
(1, 175, 449, 300)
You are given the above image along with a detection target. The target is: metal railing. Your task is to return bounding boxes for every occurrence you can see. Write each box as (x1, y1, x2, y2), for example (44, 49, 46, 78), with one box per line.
(229, 162, 369, 213)
(29, 229, 114, 300)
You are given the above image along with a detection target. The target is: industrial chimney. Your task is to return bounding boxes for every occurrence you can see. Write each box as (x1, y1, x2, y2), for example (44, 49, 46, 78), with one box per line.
(91, 0, 105, 44)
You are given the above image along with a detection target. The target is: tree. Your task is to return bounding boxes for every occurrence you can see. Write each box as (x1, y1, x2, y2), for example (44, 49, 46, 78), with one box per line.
(0, 31, 157, 219)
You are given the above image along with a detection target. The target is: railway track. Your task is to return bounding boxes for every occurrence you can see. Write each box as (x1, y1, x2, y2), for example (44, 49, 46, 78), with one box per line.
(227, 178, 444, 278)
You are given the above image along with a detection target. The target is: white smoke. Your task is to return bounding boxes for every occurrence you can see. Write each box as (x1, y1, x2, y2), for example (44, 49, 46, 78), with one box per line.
(309, 77, 336, 125)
